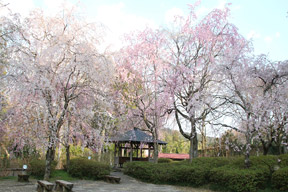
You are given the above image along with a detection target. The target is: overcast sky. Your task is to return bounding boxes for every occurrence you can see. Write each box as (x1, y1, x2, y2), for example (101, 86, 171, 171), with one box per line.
(3, 0, 288, 61)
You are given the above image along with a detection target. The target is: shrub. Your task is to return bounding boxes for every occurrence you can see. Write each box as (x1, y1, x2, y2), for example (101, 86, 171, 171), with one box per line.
(124, 158, 226, 186)
(158, 158, 173, 163)
(250, 155, 279, 169)
(68, 158, 110, 180)
(124, 156, 287, 191)
(124, 161, 155, 182)
(29, 159, 57, 178)
(209, 155, 288, 192)
(190, 156, 232, 168)
(278, 154, 288, 167)
(210, 165, 268, 192)
(272, 166, 288, 191)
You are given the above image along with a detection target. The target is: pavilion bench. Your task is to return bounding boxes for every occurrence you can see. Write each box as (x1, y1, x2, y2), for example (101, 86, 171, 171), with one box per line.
(104, 175, 121, 184)
(17, 173, 29, 182)
(37, 180, 54, 192)
(55, 180, 74, 192)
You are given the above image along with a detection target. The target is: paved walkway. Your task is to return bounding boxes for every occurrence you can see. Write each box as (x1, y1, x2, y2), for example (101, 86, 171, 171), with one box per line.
(0, 172, 213, 192)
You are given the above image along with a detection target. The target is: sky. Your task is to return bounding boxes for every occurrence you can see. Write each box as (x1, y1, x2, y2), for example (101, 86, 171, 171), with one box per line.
(3, 0, 288, 61)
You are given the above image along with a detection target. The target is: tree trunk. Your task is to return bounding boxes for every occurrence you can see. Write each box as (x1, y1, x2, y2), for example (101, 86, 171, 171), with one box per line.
(244, 133, 251, 168)
(189, 137, 193, 163)
(1, 144, 10, 167)
(189, 121, 198, 163)
(262, 143, 270, 155)
(193, 134, 198, 158)
(152, 129, 159, 163)
(192, 121, 198, 158)
(153, 141, 158, 163)
(201, 119, 206, 157)
(44, 147, 55, 180)
(244, 151, 250, 168)
(66, 145, 70, 172)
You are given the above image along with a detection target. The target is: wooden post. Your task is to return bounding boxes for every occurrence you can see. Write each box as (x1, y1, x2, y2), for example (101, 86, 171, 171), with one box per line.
(148, 145, 151, 161)
(136, 144, 139, 158)
(114, 143, 118, 167)
(130, 143, 133, 162)
(118, 144, 121, 157)
(114, 143, 117, 157)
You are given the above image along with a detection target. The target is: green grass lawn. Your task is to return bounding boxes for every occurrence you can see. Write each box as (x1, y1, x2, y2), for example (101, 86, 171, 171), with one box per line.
(0, 170, 77, 181)
(50, 170, 78, 181)
(0, 176, 17, 181)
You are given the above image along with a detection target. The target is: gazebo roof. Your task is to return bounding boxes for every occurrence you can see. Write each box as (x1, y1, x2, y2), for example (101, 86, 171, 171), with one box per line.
(110, 127, 167, 145)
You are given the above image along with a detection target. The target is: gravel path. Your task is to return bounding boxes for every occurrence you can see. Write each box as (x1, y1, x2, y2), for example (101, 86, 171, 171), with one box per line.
(0, 172, 213, 192)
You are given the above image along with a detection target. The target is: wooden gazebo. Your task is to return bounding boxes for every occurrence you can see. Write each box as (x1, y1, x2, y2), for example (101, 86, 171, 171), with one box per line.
(110, 128, 167, 167)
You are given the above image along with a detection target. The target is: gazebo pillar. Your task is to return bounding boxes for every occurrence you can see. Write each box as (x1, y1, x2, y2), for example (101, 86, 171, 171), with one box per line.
(114, 143, 119, 167)
(130, 143, 133, 162)
(148, 144, 151, 161)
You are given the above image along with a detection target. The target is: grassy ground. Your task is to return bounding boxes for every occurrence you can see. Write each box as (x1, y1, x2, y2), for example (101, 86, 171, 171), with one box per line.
(0, 176, 17, 181)
(0, 170, 77, 181)
(49, 170, 77, 181)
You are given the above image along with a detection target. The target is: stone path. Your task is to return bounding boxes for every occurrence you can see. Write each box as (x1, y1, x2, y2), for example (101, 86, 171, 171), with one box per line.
(0, 172, 213, 192)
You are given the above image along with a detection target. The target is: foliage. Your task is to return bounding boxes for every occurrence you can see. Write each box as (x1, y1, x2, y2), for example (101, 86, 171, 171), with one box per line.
(67, 158, 110, 180)
(29, 159, 57, 179)
(161, 129, 190, 154)
(2, 4, 112, 179)
(50, 170, 77, 181)
(124, 157, 231, 186)
(210, 155, 282, 192)
(124, 155, 288, 192)
(278, 154, 288, 167)
(0, 176, 16, 181)
(271, 167, 288, 191)
(158, 158, 173, 163)
(210, 166, 268, 192)
(67, 145, 93, 158)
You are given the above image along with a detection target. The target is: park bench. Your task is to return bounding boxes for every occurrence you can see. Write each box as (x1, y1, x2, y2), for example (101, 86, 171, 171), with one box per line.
(37, 180, 54, 192)
(104, 175, 121, 184)
(55, 180, 74, 192)
(17, 173, 29, 182)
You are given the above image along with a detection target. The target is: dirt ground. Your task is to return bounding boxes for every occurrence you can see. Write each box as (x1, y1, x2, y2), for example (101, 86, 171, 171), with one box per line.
(0, 172, 213, 192)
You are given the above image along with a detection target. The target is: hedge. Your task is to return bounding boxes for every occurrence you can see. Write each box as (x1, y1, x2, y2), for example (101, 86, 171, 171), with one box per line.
(29, 159, 57, 178)
(210, 165, 268, 192)
(124, 155, 287, 192)
(278, 154, 288, 167)
(67, 158, 110, 180)
(158, 158, 173, 163)
(124, 157, 230, 186)
(272, 166, 288, 191)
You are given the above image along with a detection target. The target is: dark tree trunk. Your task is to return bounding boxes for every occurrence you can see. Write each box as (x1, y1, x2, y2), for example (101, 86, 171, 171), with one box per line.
(244, 133, 251, 168)
(153, 141, 159, 163)
(44, 147, 55, 180)
(262, 141, 271, 155)
(263, 146, 269, 155)
(189, 138, 193, 163)
(193, 132, 198, 158)
(152, 130, 159, 163)
(66, 145, 70, 172)
(189, 131, 198, 162)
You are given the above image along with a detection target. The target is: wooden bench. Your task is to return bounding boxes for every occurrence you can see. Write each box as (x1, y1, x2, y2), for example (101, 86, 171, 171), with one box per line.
(104, 175, 121, 184)
(37, 180, 54, 192)
(18, 173, 29, 182)
(55, 180, 74, 192)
